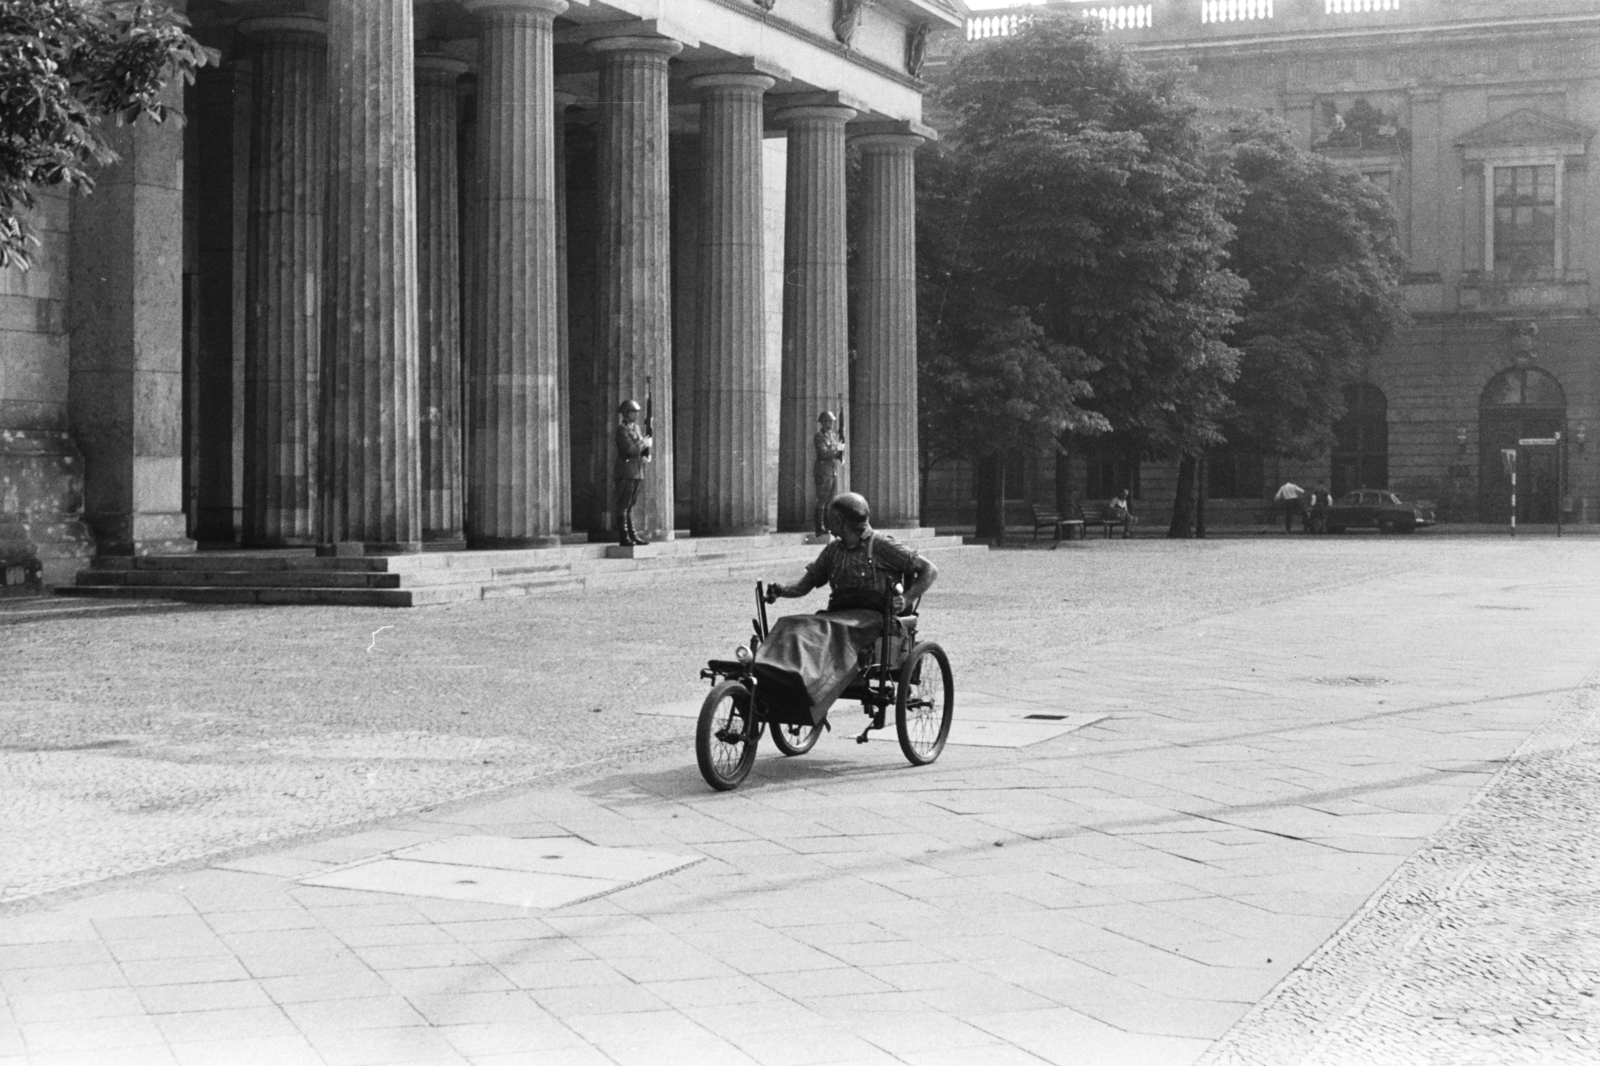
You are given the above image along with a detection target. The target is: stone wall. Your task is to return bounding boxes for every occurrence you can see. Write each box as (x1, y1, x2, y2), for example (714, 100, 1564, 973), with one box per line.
(0, 191, 94, 590)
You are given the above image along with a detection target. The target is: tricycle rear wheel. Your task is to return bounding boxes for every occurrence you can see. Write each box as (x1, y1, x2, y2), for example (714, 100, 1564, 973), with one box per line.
(696, 680, 760, 791)
(769, 720, 823, 756)
(895, 642, 953, 766)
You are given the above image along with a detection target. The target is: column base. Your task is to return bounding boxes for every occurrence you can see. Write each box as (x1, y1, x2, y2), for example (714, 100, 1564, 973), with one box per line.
(242, 533, 320, 549)
(466, 534, 563, 550)
(90, 512, 197, 557)
(317, 540, 425, 557)
(422, 537, 469, 552)
(693, 523, 772, 538)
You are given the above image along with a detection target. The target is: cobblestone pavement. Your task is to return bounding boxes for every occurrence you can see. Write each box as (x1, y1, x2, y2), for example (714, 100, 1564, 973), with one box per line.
(1, 540, 1397, 905)
(1199, 670, 1600, 1066)
(0, 537, 1597, 1066)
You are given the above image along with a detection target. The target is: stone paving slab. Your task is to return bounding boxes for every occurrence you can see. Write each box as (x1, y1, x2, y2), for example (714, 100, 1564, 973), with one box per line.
(3, 543, 1598, 1065)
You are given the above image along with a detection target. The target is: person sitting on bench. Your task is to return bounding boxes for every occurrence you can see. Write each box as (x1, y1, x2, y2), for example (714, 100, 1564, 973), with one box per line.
(1107, 489, 1135, 539)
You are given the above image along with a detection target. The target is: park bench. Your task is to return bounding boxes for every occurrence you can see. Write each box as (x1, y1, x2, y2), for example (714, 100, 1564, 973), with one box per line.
(1029, 503, 1084, 546)
(1078, 502, 1134, 539)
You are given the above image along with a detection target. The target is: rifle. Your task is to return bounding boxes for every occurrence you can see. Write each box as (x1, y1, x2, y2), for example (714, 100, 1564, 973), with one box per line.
(644, 375, 655, 462)
(836, 392, 846, 445)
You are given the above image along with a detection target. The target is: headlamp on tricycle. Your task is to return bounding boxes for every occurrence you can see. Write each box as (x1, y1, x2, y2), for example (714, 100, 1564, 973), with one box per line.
(735, 645, 753, 664)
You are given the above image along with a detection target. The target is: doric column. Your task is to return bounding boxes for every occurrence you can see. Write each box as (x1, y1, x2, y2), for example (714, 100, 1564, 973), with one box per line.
(851, 128, 924, 529)
(669, 134, 701, 532)
(591, 34, 683, 542)
(691, 73, 775, 535)
(240, 16, 326, 547)
(318, 1, 422, 552)
(463, 0, 567, 548)
(776, 102, 854, 531)
(415, 54, 468, 547)
(554, 87, 576, 536)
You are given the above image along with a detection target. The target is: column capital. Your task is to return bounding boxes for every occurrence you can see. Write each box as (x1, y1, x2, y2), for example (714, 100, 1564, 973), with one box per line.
(849, 118, 934, 149)
(677, 55, 790, 84)
(237, 15, 327, 41)
(415, 53, 469, 82)
(559, 18, 699, 50)
(464, 0, 568, 18)
(688, 72, 776, 95)
(587, 35, 684, 59)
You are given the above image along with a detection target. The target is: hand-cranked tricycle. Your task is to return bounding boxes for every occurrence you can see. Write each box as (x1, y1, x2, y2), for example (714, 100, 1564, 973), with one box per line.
(694, 579, 954, 791)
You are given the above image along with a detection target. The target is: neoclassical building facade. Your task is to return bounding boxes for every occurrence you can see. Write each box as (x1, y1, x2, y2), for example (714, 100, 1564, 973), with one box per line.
(930, 0, 1600, 528)
(0, 0, 962, 587)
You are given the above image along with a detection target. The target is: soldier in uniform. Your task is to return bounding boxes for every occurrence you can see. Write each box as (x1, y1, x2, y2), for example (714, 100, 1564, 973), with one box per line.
(812, 411, 845, 537)
(614, 399, 652, 546)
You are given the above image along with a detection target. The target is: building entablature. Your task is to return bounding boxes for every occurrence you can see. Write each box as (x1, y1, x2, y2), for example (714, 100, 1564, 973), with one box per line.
(192, 0, 968, 127)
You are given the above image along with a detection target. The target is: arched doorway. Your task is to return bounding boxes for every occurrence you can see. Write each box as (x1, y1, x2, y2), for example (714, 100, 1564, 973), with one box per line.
(1331, 383, 1388, 496)
(1479, 367, 1566, 523)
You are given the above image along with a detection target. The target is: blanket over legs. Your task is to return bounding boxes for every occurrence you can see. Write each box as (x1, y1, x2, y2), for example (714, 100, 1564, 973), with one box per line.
(752, 609, 883, 725)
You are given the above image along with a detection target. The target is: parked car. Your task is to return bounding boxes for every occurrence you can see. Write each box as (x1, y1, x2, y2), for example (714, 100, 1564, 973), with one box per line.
(1326, 490, 1435, 533)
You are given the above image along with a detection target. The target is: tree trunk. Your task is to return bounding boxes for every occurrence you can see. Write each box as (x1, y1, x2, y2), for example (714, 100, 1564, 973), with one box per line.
(1194, 452, 1207, 539)
(975, 453, 1004, 540)
(1167, 454, 1196, 538)
(1054, 434, 1074, 516)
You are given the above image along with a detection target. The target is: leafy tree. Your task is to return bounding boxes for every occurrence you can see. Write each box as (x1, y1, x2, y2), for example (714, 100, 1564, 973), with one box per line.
(915, 142, 1106, 536)
(926, 12, 1245, 534)
(1213, 111, 1406, 470)
(0, 0, 209, 270)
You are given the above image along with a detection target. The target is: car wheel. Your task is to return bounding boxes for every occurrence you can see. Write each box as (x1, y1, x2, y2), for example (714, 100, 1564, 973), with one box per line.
(1378, 519, 1394, 534)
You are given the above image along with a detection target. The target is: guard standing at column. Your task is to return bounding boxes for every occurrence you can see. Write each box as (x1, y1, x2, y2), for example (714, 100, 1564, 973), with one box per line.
(614, 400, 652, 546)
(813, 410, 845, 538)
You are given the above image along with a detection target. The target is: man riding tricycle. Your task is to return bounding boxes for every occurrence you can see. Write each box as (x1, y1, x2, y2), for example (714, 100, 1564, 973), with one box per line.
(695, 492, 954, 791)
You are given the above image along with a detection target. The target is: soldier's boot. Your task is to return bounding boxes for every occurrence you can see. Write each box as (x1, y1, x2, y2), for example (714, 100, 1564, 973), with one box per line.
(617, 515, 631, 546)
(628, 515, 649, 546)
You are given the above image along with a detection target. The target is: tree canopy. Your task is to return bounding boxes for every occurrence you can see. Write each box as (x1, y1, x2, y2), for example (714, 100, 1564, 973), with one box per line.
(923, 12, 1245, 476)
(917, 13, 1404, 533)
(1213, 111, 1407, 461)
(0, 0, 208, 270)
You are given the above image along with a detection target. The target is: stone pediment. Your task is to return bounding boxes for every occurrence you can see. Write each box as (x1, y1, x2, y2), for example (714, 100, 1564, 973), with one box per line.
(1456, 109, 1594, 156)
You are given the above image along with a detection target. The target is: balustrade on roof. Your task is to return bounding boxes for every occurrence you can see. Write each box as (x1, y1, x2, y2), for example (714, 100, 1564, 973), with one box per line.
(963, 0, 1597, 44)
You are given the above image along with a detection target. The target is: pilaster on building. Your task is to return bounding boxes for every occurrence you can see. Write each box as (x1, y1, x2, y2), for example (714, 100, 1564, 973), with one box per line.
(926, 0, 1600, 529)
(0, 0, 966, 589)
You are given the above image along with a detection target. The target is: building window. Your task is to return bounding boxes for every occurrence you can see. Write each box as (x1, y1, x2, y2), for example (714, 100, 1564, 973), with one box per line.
(1493, 165, 1557, 280)
(1331, 383, 1387, 495)
(1362, 169, 1394, 196)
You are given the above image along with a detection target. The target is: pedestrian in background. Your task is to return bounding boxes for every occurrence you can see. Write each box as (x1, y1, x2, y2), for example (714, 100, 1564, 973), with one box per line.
(1274, 481, 1307, 533)
(1309, 484, 1331, 534)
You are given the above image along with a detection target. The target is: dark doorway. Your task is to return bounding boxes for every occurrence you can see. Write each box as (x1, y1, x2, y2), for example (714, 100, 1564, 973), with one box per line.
(1331, 383, 1388, 496)
(1479, 367, 1566, 523)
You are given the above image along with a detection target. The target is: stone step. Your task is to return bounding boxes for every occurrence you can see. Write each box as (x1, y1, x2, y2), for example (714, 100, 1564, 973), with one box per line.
(60, 533, 982, 607)
(76, 569, 406, 589)
(56, 584, 423, 607)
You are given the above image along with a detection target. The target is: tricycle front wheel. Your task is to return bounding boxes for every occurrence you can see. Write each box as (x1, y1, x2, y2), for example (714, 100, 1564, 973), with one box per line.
(896, 642, 953, 766)
(696, 680, 760, 791)
(769, 719, 823, 756)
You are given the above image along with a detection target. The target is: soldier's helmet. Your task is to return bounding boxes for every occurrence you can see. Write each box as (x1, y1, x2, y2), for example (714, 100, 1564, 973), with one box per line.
(817, 411, 837, 424)
(617, 399, 641, 414)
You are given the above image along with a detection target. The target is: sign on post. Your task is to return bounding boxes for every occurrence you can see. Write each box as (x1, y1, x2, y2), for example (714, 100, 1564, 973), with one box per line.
(1501, 449, 1517, 535)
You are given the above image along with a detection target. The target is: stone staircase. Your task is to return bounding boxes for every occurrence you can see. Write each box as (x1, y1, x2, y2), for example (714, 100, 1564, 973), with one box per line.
(56, 529, 974, 607)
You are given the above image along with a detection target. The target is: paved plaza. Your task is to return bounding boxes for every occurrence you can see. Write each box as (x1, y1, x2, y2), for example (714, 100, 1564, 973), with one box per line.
(1, 536, 1597, 1065)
